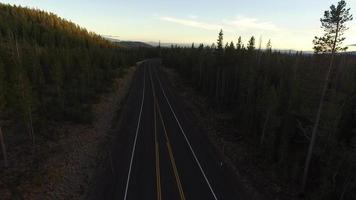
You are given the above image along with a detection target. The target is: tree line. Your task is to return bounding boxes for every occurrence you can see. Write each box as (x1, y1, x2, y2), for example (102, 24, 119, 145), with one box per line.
(0, 3, 149, 160)
(161, 1, 355, 199)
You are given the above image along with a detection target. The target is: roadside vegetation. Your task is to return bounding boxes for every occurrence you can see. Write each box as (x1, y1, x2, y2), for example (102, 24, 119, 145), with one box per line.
(0, 3, 152, 198)
(162, 1, 355, 199)
(0, 1, 355, 199)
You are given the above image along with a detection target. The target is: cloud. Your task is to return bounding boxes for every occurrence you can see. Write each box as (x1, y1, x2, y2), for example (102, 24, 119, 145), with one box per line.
(160, 16, 280, 33)
(158, 15, 323, 50)
(223, 16, 280, 32)
(349, 44, 356, 46)
(188, 15, 198, 19)
(160, 17, 223, 31)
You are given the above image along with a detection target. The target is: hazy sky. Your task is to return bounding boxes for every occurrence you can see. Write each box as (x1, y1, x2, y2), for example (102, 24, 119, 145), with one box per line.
(2, 0, 356, 50)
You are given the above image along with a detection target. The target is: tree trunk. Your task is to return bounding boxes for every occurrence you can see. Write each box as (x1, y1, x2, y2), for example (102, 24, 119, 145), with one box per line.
(233, 65, 238, 98)
(15, 39, 36, 146)
(221, 69, 226, 105)
(199, 62, 203, 88)
(215, 67, 221, 104)
(0, 127, 8, 167)
(260, 107, 272, 145)
(339, 174, 351, 200)
(28, 106, 35, 146)
(301, 28, 338, 192)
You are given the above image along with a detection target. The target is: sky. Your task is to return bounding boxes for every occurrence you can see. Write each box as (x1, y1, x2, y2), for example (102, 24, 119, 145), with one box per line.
(1, 0, 356, 51)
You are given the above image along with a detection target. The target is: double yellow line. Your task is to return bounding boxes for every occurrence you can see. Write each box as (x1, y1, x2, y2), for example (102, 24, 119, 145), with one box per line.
(154, 92, 162, 200)
(150, 67, 186, 200)
(156, 101, 186, 200)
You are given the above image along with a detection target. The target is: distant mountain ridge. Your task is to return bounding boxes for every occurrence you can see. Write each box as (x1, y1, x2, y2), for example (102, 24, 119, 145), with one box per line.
(102, 36, 152, 48)
(116, 41, 152, 48)
(0, 3, 114, 48)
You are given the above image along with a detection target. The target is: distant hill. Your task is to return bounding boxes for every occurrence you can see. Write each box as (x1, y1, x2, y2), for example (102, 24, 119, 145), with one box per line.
(102, 36, 152, 48)
(117, 41, 152, 48)
(0, 3, 142, 130)
(147, 41, 192, 47)
(0, 3, 115, 48)
(348, 51, 356, 55)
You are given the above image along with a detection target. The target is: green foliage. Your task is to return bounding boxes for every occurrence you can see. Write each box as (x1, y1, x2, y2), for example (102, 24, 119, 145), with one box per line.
(217, 29, 224, 51)
(247, 36, 255, 51)
(303, 1, 353, 195)
(313, 0, 353, 53)
(0, 3, 145, 139)
(236, 36, 243, 50)
(162, 29, 356, 199)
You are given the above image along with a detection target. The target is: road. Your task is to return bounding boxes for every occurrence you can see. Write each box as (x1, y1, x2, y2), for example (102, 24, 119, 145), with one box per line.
(89, 59, 248, 200)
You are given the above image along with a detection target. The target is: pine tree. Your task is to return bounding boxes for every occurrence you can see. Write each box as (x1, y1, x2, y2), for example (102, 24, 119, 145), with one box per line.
(0, 3, 145, 155)
(260, 86, 278, 145)
(247, 36, 255, 51)
(302, 0, 353, 193)
(236, 36, 243, 50)
(266, 39, 272, 52)
(51, 59, 65, 113)
(217, 30, 224, 51)
(313, 0, 353, 53)
(215, 29, 224, 104)
(258, 36, 263, 50)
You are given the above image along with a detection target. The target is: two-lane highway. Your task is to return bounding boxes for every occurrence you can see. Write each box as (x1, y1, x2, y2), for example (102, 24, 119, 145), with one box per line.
(89, 59, 248, 200)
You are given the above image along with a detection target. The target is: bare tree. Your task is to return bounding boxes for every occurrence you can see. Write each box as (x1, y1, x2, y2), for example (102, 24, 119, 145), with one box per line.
(0, 56, 8, 167)
(0, 127, 7, 167)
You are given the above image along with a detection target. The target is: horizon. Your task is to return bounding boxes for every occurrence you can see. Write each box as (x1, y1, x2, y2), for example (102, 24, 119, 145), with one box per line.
(2, 0, 356, 51)
(1, 1, 356, 200)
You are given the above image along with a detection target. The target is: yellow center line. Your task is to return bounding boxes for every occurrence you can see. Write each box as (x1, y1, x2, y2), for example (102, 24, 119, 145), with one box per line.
(150, 66, 186, 200)
(151, 67, 162, 200)
(154, 100, 162, 200)
(156, 101, 186, 200)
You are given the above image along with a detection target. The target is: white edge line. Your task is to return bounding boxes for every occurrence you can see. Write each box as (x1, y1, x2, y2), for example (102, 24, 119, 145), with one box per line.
(124, 65, 146, 200)
(153, 66, 218, 200)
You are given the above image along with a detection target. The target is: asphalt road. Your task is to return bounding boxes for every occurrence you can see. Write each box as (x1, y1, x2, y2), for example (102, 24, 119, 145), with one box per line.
(89, 59, 248, 200)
